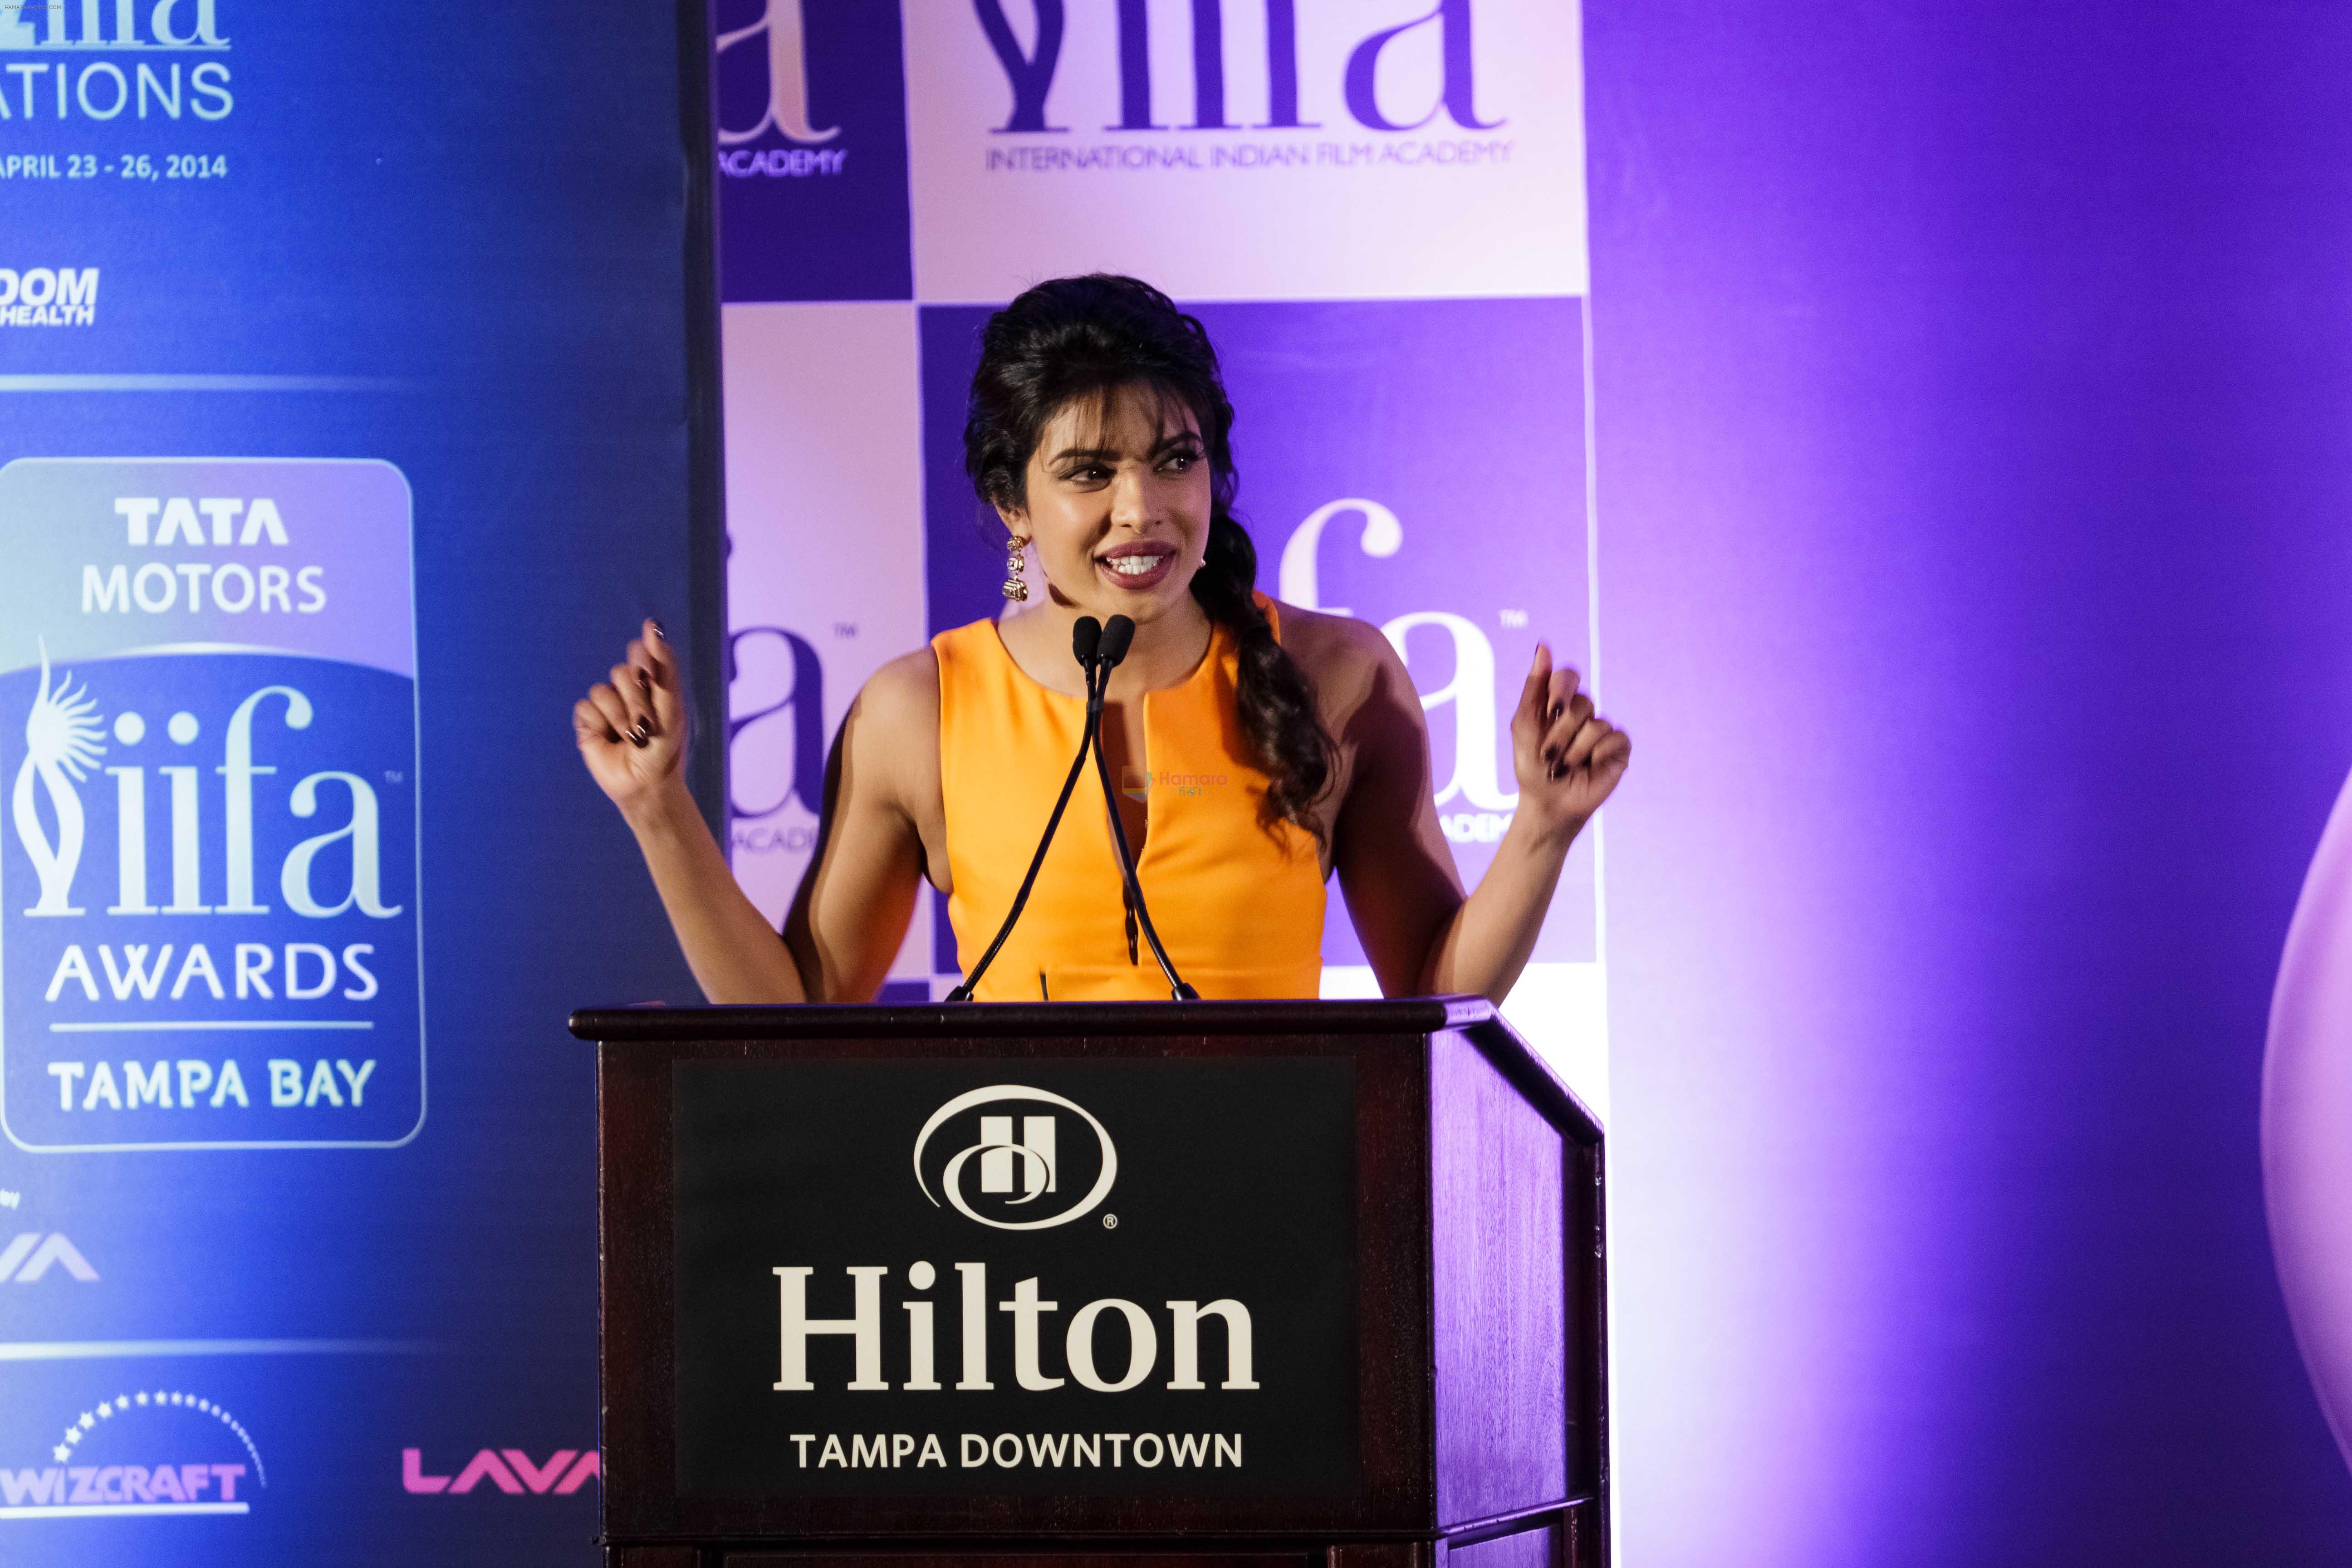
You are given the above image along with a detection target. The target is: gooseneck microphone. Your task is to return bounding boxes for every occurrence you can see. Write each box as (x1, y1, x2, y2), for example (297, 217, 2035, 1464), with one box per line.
(1088, 616, 1199, 1001)
(945, 617, 1105, 1003)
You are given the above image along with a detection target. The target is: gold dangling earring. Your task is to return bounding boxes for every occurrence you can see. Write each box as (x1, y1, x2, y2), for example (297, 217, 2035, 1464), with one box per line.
(1002, 537, 1030, 603)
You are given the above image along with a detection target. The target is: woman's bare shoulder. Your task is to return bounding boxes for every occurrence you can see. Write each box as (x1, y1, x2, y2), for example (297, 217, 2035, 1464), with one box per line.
(857, 645, 942, 719)
(1274, 600, 1406, 704)
(839, 647, 942, 789)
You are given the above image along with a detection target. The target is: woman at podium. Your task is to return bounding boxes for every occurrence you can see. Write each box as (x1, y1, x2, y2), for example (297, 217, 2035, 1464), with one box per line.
(574, 275, 1628, 1005)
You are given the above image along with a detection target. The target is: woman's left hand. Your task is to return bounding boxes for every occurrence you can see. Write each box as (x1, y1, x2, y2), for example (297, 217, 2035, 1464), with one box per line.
(1510, 642, 1630, 837)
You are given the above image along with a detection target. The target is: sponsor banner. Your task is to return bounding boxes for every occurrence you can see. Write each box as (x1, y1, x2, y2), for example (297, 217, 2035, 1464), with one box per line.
(724, 303, 931, 980)
(6, 1, 715, 1562)
(0, 458, 422, 1151)
(904, 0, 1587, 302)
(673, 1058, 1356, 1495)
(715, 0, 914, 302)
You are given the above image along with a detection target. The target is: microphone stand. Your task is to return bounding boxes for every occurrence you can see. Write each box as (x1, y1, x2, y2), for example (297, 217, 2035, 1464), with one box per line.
(1088, 616, 1199, 1001)
(945, 617, 1103, 1002)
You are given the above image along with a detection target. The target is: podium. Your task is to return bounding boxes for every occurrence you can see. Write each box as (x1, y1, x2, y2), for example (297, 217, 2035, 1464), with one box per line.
(571, 997, 1607, 1568)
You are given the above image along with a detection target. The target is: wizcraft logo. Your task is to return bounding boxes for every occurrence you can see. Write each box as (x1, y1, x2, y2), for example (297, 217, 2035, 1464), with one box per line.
(912, 1085, 1118, 1232)
(0, 268, 96, 327)
(0, 1387, 262, 1519)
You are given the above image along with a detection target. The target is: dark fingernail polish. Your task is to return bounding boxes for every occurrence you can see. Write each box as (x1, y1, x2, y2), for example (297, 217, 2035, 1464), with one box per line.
(651, 620, 667, 640)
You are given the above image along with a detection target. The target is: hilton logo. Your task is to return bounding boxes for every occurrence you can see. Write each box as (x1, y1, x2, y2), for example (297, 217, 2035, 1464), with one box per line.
(673, 1058, 1356, 1494)
(913, 1087, 1117, 1232)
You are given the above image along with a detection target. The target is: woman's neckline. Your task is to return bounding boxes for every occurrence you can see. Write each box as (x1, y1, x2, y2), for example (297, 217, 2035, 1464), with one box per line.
(987, 612, 1223, 706)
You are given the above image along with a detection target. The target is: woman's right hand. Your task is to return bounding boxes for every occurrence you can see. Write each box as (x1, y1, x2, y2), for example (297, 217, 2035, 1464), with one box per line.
(574, 618, 686, 820)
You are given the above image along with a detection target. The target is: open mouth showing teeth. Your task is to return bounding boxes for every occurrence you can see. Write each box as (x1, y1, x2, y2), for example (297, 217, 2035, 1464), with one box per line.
(1105, 554, 1168, 576)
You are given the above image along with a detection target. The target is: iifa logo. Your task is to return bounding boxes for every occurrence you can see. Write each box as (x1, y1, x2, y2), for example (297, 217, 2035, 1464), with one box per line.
(11, 648, 400, 923)
(0, 1230, 96, 1282)
(1279, 498, 1517, 844)
(973, 0, 1497, 137)
(0, 1387, 262, 1519)
(0, 458, 422, 1152)
(0, 269, 97, 328)
(715, 0, 846, 177)
(727, 622, 824, 855)
(0, 0, 234, 122)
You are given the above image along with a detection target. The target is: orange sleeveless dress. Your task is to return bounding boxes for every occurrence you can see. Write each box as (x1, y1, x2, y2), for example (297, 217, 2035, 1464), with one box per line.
(933, 597, 1326, 1001)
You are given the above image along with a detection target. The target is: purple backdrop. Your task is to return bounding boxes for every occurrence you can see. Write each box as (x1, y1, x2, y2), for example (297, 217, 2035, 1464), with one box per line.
(1588, 2, 2352, 1563)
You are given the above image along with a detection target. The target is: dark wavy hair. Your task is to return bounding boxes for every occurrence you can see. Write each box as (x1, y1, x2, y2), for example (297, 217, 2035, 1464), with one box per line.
(964, 274, 1334, 843)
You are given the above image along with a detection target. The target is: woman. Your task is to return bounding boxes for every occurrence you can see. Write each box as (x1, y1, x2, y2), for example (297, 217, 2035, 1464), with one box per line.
(575, 275, 1628, 1004)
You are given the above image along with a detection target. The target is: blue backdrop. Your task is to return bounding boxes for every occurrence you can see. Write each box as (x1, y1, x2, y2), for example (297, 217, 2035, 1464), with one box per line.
(0, 3, 721, 1563)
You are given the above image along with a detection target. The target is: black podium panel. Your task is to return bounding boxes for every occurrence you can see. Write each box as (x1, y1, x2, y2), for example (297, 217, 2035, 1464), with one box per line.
(673, 1056, 1357, 1496)
(576, 998, 1607, 1568)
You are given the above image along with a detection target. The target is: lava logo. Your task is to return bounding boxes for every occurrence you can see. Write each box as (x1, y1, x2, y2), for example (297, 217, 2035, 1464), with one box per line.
(912, 1086, 1117, 1231)
(0, 1231, 97, 1283)
(0, 458, 423, 1152)
(0, 1387, 262, 1519)
(401, 1446, 599, 1496)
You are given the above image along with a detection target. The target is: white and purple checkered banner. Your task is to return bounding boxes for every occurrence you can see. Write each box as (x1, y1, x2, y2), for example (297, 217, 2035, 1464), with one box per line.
(717, 0, 1606, 1102)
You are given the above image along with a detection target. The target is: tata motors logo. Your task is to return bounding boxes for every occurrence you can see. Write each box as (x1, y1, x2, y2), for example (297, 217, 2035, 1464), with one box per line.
(0, 458, 423, 1152)
(912, 1086, 1117, 1231)
(0, 1387, 262, 1519)
(0, 269, 97, 327)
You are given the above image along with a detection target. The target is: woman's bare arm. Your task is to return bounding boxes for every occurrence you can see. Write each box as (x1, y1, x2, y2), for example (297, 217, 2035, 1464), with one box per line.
(1311, 615, 1629, 1004)
(777, 651, 938, 1002)
(575, 622, 933, 1004)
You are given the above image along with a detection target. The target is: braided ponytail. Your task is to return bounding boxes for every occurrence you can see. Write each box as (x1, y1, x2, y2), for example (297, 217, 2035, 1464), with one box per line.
(1189, 512, 1334, 844)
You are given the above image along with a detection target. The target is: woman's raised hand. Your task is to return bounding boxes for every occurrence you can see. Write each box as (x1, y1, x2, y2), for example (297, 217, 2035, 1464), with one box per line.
(574, 618, 686, 817)
(1511, 642, 1630, 836)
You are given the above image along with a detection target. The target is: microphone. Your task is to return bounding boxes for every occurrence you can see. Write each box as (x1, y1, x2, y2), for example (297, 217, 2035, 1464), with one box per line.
(946, 617, 1106, 1002)
(1088, 615, 1198, 1001)
(1095, 613, 1132, 668)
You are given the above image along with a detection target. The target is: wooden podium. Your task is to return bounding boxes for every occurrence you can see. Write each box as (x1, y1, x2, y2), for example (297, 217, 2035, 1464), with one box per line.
(571, 998, 1606, 1568)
